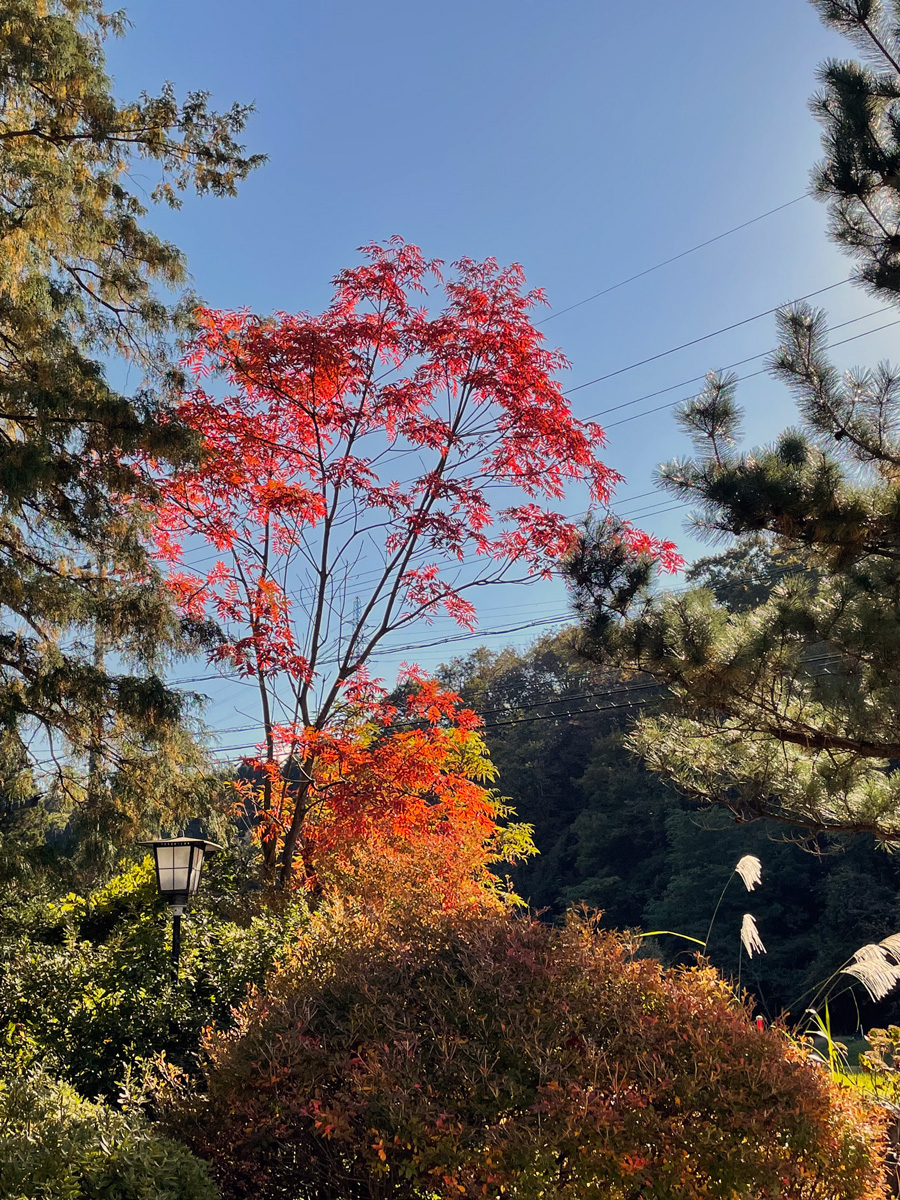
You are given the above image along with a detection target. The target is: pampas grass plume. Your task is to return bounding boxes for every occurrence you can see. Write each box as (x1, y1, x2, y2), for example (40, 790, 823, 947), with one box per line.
(735, 855, 762, 892)
(740, 913, 766, 958)
(842, 936, 900, 1001)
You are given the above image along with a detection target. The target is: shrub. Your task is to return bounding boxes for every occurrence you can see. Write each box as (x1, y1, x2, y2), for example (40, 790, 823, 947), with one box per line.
(167, 906, 888, 1200)
(0, 853, 307, 1100)
(0, 1063, 217, 1200)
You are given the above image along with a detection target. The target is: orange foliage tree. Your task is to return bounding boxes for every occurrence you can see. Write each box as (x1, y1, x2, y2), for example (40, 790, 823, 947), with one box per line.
(151, 239, 679, 887)
(165, 906, 888, 1200)
(251, 670, 536, 909)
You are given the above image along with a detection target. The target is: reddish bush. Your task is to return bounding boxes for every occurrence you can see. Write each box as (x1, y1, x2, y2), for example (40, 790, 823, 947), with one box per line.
(167, 908, 887, 1199)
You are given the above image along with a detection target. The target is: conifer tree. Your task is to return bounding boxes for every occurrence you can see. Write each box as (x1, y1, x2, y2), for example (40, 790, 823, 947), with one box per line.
(565, 0, 900, 842)
(0, 0, 262, 850)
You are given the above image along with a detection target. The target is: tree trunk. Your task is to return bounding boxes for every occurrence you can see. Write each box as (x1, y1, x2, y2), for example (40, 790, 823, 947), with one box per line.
(259, 772, 280, 882)
(278, 776, 312, 890)
(85, 563, 106, 829)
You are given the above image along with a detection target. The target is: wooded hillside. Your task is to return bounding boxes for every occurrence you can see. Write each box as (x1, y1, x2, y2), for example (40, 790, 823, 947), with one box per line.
(440, 556, 900, 1026)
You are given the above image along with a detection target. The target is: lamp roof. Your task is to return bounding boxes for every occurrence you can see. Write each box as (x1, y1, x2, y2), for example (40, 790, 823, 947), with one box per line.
(138, 837, 223, 854)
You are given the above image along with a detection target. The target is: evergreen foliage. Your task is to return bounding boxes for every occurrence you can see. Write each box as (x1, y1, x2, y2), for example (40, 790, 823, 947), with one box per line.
(0, 1059, 217, 1200)
(564, 0, 900, 843)
(0, 847, 306, 1102)
(0, 0, 262, 852)
(1, 1062, 217, 1200)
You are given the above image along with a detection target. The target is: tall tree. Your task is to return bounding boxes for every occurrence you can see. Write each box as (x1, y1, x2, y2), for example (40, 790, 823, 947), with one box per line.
(564, 0, 900, 844)
(152, 240, 680, 886)
(0, 0, 262, 849)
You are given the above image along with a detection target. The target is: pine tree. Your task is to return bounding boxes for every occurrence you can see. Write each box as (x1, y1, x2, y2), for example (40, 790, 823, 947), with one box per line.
(565, 0, 900, 842)
(0, 0, 263, 852)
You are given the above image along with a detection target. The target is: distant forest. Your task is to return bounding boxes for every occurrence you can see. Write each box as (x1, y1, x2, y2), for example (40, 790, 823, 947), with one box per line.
(439, 547, 900, 1029)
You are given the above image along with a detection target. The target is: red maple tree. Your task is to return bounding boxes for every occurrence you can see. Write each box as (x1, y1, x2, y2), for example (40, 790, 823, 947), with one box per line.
(152, 238, 679, 886)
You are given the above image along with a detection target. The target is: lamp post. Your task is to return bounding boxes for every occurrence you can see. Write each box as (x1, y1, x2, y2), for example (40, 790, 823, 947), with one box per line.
(139, 837, 222, 974)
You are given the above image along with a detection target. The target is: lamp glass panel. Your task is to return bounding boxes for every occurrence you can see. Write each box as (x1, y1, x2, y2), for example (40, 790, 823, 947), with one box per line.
(155, 843, 193, 896)
(188, 847, 205, 896)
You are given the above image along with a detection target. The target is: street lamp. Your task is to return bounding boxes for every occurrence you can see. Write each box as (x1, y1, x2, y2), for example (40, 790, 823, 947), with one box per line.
(139, 836, 222, 972)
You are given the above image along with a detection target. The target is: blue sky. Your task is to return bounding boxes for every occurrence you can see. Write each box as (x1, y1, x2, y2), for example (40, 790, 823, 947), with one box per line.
(106, 0, 900, 746)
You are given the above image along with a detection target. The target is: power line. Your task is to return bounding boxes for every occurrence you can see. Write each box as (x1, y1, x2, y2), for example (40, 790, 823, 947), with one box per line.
(481, 695, 655, 729)
(153, 300, 900, 721)
(203, 678, 666, 737)
(585, 306, 891, 422)
(23, 652, 834, 768)
(563, 278, 850, 396)
(604, 315, 900, 430)
(171, 482, 670, 596)
(163, 297, 892, 613)
(173, 481, 675, 643)
(198, 652, 846, 753)
(23, 637, 847, 770)
(163, 303, 890, 660)
(617, 500, 692, 522)
(200, 682, 655, 755)
(166, 300, 890, 664)
(538, 194, 810, 325)
(473, 679, 663, 719)
(182, 612, 577, 694)
(172, 539, 843, 716)
(167, 281, 872, 589)
(170, 490, 766, 700)
(481, 657, 845, 730)
(146, 305, 899, 705)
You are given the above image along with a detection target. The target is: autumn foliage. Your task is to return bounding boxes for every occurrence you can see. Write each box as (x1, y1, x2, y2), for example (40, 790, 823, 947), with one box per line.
(235, 671, 535, 909)
(167, 907, 887, 1200)
(151, 239, 679, 885)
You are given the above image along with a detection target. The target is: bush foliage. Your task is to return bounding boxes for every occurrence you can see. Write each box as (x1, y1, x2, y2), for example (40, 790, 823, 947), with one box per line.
(0, 852, 307, 1101)
(168, 906, 888, 1200)
(0, 1063, 217, 1200)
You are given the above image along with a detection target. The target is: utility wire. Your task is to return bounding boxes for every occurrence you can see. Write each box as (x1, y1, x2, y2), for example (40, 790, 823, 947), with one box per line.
(211, 680, 666, 734)
(199, 686, 658, 755)
(174, 486, 663, 580)
(539, 194, 810, 325)
(464, 647, 843, 724)
(563, 279, 850, 396)
(166, 302, 894, 612)
(585, 306, 890, 422)
(170, 287, 884, 589)
(604, 315, 900, 429)
(198, 653, 845, 754)
(477, 658, 845, 731)
(208, 679, 669, 736)
(616, 500, 692, 522)
(182, 612, 577, 691)
(24, 639, 845, 768)
(155, 298, 900, 719)
(168, 477, 857, 704)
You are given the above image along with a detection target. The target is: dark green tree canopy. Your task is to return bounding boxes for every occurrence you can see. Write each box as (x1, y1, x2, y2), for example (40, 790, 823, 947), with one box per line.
(564, 0, 900, 843)
(0, 0, 262, 849)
